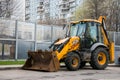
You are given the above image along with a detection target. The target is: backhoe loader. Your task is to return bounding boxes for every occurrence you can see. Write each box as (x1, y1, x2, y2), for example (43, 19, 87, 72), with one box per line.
(22, 16, 114, 72)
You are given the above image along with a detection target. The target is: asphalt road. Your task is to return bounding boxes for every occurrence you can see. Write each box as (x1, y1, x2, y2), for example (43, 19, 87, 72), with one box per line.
(0, 66, 120, 80)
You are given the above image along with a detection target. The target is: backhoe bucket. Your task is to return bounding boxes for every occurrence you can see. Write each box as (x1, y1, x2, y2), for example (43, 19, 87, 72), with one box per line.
(22, 50, 60, 72)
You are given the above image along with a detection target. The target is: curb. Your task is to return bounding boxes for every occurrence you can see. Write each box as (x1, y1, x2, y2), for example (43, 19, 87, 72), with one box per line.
(0, 64, 66, 70)
(0, 65, 22, 70)
(0, 64, 119, 70)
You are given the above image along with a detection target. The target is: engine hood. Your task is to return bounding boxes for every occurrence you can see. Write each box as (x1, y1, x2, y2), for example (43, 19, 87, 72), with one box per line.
(54, 36, 80, 45)
(55, 37, 69, 45)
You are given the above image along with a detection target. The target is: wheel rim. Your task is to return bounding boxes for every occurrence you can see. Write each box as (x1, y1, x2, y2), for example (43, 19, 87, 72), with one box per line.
(72, 57, 79, 67)
(97, 52, 106, 65)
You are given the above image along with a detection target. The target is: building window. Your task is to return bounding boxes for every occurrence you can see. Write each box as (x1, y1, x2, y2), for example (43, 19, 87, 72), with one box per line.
(40, 2, 43, 5)
(40, 6, 43, 9)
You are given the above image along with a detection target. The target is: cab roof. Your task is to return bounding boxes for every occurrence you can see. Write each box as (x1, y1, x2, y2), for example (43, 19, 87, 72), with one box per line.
(70, 19, 101, 24)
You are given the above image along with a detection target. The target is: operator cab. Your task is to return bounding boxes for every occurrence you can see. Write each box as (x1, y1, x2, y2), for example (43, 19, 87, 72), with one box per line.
(69, 20, 104, 49)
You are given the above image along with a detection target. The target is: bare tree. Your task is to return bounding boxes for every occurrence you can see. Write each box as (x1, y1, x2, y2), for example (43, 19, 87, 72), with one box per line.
(0, 0, 13, 18)
(112, 0, 120, 32)
(0, 0, 24, 20)
(105, 0, 120, 31)
(74, 0, 120, 31)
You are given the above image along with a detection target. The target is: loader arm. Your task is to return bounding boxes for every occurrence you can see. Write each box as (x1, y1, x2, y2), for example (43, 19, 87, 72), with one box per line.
(54, 36, 80, 60)
(99, 16, 110, 46)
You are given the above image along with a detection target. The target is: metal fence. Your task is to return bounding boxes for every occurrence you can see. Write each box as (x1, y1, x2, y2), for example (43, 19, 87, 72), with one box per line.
(0, 19, 66, 60)
(0, 19, 120, 63)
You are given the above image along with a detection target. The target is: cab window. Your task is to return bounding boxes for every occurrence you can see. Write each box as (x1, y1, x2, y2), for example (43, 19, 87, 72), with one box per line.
(85, 22, 97, 47)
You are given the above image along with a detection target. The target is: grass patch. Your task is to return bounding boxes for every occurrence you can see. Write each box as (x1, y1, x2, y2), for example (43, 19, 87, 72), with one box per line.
(0, 60, 25, 65)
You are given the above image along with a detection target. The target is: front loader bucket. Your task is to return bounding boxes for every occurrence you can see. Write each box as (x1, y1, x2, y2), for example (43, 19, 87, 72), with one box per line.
(22, 50, 60, 72)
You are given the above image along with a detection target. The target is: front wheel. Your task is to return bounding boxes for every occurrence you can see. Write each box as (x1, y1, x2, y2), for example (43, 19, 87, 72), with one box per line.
(90, 48, 109, 70)
(65, 52, 80, 71)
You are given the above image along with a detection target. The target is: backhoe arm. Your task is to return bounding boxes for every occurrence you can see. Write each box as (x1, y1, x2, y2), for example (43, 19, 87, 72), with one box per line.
(98, 16, 114, 63)
(55, 36, 80, 60)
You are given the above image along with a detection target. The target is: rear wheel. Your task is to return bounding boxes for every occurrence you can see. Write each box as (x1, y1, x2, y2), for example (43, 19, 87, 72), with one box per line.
(65, 52, 80, 71)
(90, 47, 109, 70)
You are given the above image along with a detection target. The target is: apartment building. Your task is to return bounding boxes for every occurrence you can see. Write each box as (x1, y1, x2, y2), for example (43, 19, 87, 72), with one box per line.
(37, 0, 50, 23)
(37, 0, 59, 24)
(25, 0, 81, 23)
(25, 0, 61, 23)
(25, 0, 39, 22)
(25, 0, 51, 23)
(59, 0, 81, 23)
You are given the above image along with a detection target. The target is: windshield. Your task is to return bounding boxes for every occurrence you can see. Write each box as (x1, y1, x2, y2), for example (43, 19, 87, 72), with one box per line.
(70, 22, 86, 37)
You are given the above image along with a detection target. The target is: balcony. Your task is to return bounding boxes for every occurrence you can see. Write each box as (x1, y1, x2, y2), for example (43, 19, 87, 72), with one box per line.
(60, 3, 69, 9)
(61, 8, 69, 12)
(25, 16, 30, 20)
(25, 0, 30, 5)
(37, 8, 44, 13)
(69, 4, 76, 8)
(69, 0, 75, 3)
(26, 5, 30, 8)
(61, 5, 70, 12)
(39, 2, 44, 5)
(62, 0, 69, 2)
(37, 6, 44, 12)
(60, 2, 69, 7)
(25, 0, 29, 2)
(25, 13, 30, 16)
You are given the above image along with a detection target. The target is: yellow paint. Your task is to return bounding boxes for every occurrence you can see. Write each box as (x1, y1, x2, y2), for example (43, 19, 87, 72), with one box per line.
(71, 57, 79, 68)
(56, 36, 80, 60)
(101, 27, 109, 46)
(109, 42, 115, 63)
(97, 52, 106, 65)
(98, 16, 106, 22)
(71, 19, 101, 24)
(55, 38, 69, 45)
(101, 25, 114, 63)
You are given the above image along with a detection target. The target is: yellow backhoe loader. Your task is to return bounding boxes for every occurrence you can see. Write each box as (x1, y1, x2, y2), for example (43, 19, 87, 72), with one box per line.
(22, 16, 114, 72)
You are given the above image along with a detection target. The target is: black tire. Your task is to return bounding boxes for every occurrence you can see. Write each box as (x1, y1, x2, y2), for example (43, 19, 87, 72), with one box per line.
(65, 52, 80, 71)
(79, 61, 86, 69)
(90, 47, 109, 70)
(89, 61, 96, 69)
